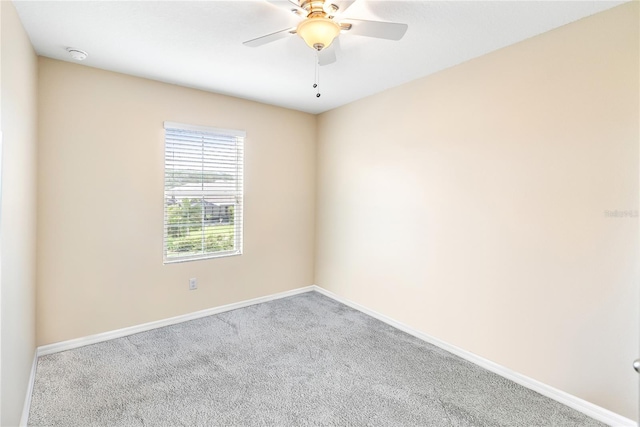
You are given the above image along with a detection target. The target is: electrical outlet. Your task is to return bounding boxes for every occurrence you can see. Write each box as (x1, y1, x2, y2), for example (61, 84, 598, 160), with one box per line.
(189, 278, 197, 290)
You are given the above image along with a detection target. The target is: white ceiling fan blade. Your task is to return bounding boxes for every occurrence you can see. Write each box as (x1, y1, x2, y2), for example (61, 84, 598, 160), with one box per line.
(318, 38, 341, 66)
(324, 0, 356, 18)
(243, 27, 296, 47)
(266, 0, 306, 16)
(340, 19, 408, 41)
(318, 48, 336, 66)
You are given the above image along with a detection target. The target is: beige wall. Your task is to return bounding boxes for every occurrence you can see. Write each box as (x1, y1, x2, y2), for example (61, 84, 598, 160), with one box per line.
(37, 58, 316, 345)
(316, 3, 638, 420)
(1, 1, 38, 425)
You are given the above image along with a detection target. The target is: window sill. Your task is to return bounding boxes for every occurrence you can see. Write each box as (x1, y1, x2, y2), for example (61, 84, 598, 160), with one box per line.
(163, 250, 242, 264)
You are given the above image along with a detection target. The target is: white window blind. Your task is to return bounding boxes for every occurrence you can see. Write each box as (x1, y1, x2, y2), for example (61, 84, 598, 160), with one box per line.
(163, 122, 244, 263)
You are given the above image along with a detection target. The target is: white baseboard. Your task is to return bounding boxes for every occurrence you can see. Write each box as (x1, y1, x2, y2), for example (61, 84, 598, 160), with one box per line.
(312, 285, 636, 427)
(19, 350, 38, 427)
(37, 285, 315, 357)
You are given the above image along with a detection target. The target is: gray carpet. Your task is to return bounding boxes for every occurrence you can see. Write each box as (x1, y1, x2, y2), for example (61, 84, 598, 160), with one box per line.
(29, 292, 605, 426)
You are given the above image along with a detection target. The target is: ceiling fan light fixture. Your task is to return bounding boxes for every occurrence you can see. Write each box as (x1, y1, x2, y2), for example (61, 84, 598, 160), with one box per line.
(296, 17, 340, 51)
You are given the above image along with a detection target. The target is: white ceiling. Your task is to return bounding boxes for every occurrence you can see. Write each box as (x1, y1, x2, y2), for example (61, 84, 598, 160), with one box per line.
(14, 0, 626, 114)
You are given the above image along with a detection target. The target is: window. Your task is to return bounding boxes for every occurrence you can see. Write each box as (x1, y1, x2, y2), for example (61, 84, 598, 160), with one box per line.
(163, 122, 244, 263)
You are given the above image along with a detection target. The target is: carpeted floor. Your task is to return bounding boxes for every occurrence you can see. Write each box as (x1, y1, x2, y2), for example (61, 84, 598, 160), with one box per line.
(29, 291, 606, 426)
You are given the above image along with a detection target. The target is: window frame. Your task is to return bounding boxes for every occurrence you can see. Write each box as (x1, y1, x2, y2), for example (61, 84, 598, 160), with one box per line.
(163, 121, 245, 264)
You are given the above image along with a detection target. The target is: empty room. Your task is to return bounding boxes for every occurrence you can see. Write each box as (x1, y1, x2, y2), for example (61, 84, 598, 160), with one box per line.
(1, 0, 638, 425)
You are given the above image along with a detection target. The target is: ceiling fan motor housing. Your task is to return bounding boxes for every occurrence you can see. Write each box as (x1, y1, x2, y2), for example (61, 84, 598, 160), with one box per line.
(300, 0, 337, 17)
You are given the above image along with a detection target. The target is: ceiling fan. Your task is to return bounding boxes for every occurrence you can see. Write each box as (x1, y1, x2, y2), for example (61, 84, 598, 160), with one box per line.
(243, 0, 408, 66)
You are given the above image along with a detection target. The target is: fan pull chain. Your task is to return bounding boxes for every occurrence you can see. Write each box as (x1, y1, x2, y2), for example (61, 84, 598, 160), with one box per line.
(313, 52, 321, 98)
